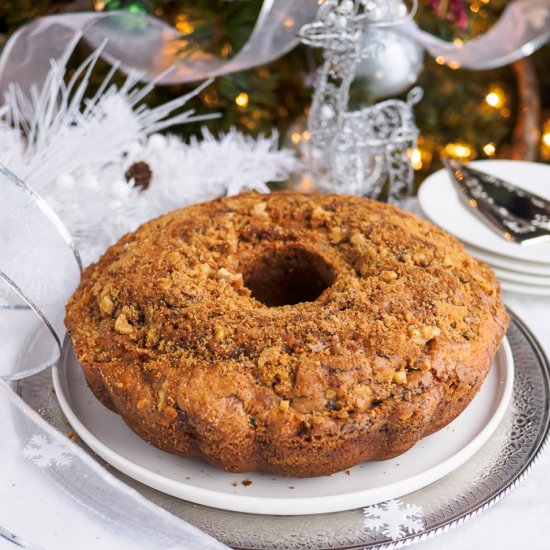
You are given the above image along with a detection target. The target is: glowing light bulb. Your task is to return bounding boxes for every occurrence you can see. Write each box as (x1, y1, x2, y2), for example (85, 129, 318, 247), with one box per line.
(485, 86, 506, 109)
(445, 142, 473, 160)
(411, 148, 423, 170)
(284, 17, 295, 28)
(483, 142, 496, 157)
(220, 43, 232, 58)
(235, 92, 249, 108)
(541, 119, 550, 160)
(175, 15, 194, 34)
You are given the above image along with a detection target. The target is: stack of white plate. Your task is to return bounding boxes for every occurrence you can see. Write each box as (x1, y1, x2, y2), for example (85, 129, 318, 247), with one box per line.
(418, 160, 550, 296)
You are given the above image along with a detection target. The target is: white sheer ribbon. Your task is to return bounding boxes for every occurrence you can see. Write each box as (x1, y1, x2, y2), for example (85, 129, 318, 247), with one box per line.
(0, 1, 318, 96)
(0, 378, 228, 549)
(0, 0, 548, 100)
(0, 164, 82, 381)
(400, 0, 550, 70)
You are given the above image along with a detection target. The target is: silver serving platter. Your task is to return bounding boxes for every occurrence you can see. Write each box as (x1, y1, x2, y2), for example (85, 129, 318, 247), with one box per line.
(18, 309, 550, 550)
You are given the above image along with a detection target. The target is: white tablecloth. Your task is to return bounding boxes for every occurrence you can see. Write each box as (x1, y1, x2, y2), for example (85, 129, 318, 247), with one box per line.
(0, 293, 548, 550)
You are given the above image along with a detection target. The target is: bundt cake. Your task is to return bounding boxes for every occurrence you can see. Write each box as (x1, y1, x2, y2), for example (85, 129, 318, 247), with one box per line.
(65, 191, 508, 477)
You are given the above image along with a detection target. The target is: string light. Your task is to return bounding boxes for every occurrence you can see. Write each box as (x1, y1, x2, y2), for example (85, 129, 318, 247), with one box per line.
(297, 174, 315, 192)
(220, 43, 232, 58)
(444, 142, 473, 160)
(93, 0, 105, 10)
(485, 86, 506, 109)
(541, 119, 550, 159)
(202, 90, 218, 107)
(235, 92, 249, 108)
(291, 130, 311, 145)
(470, 3, 480, 13)
(284, 18, 295, 29)
(175, 14, 194, 34)
(483, 142, 496, 157)
(410, 143, 432, 171)
(411, 148, 423, 170)
(435, 56, 445, 65)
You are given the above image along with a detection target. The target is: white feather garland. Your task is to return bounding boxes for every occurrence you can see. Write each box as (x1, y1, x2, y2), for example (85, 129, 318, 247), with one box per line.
(0, 44, 298, 265)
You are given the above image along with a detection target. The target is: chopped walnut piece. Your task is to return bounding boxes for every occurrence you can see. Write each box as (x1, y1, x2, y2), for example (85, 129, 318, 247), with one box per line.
(214, 324, 225, 341)
(157, 388, 166, 411)
(145, 327, 159, 348)
(99, 294, 114, 316)
(325, 389, 337, 400)
(413, 252, 431, 267)
(216, 267, 233, 280)
(163, 405, 178, 421)
(115, 313, 134, 334)
(381, 270, 398, 283)
(393, 370, 407, 384)
(158, 278, 173, 290)
(350, 231, 366, 246)
(195, 263, 211, 278)
(251, 202, 269, 218)
(330, 226, 344, 244)
(412, 325, 441, 345)
(136, 397, 150, 410)
(258, 346, 280, 367)
(311, 206, 331, 220)
(395, 402, 414, 421)
(279, 400, 290, 412)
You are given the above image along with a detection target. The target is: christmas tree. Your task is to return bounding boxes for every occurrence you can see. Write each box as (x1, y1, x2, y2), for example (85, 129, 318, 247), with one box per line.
(0, 0, 548, 188)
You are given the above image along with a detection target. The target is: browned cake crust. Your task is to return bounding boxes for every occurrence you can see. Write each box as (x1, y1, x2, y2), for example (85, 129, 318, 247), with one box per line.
(65, 192, 508, 477)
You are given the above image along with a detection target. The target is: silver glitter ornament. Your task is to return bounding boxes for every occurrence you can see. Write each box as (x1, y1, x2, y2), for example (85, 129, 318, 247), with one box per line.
(299, 0, 422, 203)
(355, 28, 424, 99)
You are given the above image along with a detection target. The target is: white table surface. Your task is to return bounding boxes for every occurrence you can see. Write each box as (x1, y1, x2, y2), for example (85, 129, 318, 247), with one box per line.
(0, 294, 548, 550)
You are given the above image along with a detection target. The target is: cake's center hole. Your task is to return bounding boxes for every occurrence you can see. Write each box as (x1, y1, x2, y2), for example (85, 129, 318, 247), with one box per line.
(243, 246, 336, 307)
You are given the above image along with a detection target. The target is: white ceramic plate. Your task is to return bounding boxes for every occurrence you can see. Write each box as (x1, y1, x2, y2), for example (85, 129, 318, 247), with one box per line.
(500, 279, 550, 296)
(52, 339, 514, 516)
(492, 266, 550, 287)
(418, 160, 550, 265)
(465, 245, 550, 277)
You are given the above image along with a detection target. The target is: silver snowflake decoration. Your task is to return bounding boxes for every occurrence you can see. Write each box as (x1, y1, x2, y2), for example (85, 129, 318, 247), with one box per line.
(363, 499, 424, 540)
(22, 434, 73, 468)
(299, 0, 422, 203)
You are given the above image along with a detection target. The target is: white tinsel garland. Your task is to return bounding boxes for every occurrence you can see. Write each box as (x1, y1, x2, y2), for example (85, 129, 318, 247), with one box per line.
(0, 44, 298, 265)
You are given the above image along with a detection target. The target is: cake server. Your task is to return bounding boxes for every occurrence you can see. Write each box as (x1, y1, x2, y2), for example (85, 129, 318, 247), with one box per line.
(443, 158, 550, 246)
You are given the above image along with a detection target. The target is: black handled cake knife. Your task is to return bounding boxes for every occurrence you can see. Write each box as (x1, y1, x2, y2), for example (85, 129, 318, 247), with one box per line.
(443, 158, 550, 246)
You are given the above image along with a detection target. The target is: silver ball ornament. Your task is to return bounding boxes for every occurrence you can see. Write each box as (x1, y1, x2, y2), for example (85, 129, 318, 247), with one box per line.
(355, 28, 424, 100)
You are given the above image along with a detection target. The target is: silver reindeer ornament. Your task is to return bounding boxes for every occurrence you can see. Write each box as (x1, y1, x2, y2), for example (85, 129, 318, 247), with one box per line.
(299, 0, 422, 203)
